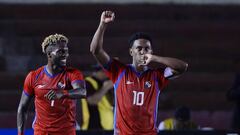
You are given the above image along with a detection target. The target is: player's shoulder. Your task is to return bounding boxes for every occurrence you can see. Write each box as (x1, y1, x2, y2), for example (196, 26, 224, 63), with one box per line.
(66, 67, 83, 73)
(28, 66, 45, 77)
(150, 67, 167, 76)
(143, 67, 165, 74)
(105, 58, 127, 72)
(155, 67, 165, 72)
(111, 58, 126, 67)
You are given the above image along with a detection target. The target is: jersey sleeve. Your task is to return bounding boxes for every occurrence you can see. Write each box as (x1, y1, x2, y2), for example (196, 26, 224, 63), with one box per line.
(164, 67, 174, 78)
(101, 59, 126, 83)
(69, 69, 85, 85)
(155, 68, 169, 90)
(23, 71, 34, 96)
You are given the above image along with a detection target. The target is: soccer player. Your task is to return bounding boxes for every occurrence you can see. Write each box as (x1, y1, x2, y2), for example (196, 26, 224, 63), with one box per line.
(90, 11, 188, 135)
(17, 34, 86, 135)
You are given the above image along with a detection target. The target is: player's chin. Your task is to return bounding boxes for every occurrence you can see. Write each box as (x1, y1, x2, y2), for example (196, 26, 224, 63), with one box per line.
(138, 60, 146, 65)
(58, 62, 67, 67)
(138, 63, 147, 66)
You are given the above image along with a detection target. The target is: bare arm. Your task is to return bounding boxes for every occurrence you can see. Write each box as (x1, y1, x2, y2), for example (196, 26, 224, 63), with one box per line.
(144, 54, 188, 78)
(90, 11, 115, 65)
(44, 81, 86, 100)
(67, 81, 87, 99)
(17, 92, 33, 135)
(87, 80, 113, 105)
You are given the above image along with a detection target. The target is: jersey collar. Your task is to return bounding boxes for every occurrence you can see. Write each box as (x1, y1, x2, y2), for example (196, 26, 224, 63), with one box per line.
(129, 64, 149, 77)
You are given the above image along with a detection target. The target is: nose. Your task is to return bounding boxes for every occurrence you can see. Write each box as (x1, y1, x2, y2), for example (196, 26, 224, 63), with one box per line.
(140, 49, 145, 55)
(64, 53, 69, 58)
(63, 51, 69, 57)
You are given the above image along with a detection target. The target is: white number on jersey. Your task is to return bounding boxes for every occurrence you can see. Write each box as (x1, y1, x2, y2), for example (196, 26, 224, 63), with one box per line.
(133, 91, 144, 106)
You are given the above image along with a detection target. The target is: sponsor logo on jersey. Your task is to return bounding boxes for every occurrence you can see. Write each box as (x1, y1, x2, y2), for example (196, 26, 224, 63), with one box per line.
(144, 81, 151, 89)
(36, 84, 46, 89)
(126, 80, 134, 85)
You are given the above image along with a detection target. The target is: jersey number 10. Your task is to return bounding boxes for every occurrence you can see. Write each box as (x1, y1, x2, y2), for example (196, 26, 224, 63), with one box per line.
(133, 91, 144, 106)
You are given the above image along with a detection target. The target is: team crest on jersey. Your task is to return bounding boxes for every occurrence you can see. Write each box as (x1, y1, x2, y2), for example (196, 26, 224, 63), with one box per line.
(57, 82, 65, 89)
(144, 81, 151, 89)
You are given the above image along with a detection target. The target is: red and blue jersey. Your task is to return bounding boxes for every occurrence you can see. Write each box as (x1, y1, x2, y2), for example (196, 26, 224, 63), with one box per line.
(103, 59, 169, 135)
(23, 66, 84, 132)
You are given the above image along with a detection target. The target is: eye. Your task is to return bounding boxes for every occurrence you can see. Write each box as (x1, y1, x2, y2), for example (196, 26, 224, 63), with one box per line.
(136, 46, 142, 51)
(58, 50, 64, 55)
(145, 47, 149, 51)
(57, 49, 68, 55)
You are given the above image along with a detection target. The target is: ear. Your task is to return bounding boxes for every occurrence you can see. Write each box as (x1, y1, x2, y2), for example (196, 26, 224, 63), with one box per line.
(129, 48, 133, 56)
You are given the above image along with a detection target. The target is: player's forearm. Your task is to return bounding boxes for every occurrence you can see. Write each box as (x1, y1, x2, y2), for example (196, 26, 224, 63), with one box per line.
(17, 106, 27, 134)
(152, 55, 188, 73)
(99, 80, 113, 96)
(90, 22, 111, 65)
(65, 88, 87, 99)
(17, 93, 32, 135)
(92, 85, 112, 102)
(90, 22, 107, 55)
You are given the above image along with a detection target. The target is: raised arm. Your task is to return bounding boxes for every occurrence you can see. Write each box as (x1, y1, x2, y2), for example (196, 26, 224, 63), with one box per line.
(144, 54, 188, 78)
(17, 92, 33, 135)
(90, 11, 115, 65)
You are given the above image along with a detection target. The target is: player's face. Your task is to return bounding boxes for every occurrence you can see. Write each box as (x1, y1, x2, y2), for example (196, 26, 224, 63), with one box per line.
(129, 39, 152, 65)
(50, 42, 69, 67)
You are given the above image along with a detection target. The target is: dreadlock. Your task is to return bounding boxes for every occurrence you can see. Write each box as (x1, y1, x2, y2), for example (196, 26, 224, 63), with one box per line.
(41, 33, 68, 53)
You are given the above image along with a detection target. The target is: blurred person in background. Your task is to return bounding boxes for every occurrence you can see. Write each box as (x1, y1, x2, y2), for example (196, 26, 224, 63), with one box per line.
(158, 106, 199, 131)
(17, 34, 86, 135)
(78, 65, 114, 131)
(90, 10, 188, 135)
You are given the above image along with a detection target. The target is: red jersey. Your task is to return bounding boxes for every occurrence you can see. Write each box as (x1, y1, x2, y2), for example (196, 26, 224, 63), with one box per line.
(104, 59, 169, 135)
(23, 66, 84, 132)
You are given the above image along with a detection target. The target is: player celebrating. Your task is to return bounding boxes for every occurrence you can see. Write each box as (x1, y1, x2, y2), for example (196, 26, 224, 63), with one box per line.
(90, 11, 188, 135)
(17, 34, 86, 135)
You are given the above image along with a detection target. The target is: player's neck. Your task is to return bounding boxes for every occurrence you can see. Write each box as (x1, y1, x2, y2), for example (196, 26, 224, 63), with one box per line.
(131, 63, 148, 73)
(46, 64, 64, 75)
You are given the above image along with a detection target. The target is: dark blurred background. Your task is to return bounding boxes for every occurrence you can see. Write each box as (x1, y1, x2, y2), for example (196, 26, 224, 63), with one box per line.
(0, 0, 239, 131)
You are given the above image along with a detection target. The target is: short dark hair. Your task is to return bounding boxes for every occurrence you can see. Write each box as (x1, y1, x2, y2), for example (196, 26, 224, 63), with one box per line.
(174, 106, 190, 121)
(128, 32, 153, 47)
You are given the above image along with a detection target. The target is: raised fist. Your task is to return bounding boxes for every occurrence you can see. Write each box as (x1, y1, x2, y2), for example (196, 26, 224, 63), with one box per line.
(101, 11, 115, 24)
(139, 53, 153, 66)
